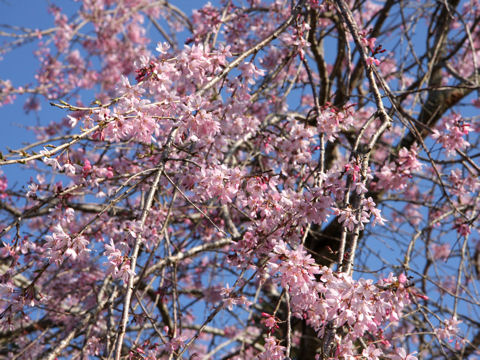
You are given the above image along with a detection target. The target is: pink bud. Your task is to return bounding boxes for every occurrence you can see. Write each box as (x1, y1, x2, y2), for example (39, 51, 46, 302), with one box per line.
(83, 159, 92, 174)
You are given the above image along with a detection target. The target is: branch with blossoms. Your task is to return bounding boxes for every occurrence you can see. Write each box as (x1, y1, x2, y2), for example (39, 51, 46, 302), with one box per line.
(0, 0, 480, 359)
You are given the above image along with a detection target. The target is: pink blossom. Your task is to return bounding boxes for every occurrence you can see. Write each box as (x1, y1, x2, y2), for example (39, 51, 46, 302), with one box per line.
(430, 243, 451, 261)
(437, 316, 462, 341)
(366, 56, 381, 66)
(389, 348, 418, 360)
(362, 344, 382, 360)
(361, 36, 377, 52)
(262, 313, 279, 332)
(432, 113, 470, 157)
(257, 336, 286, 360)
(165, 334, 188, 353)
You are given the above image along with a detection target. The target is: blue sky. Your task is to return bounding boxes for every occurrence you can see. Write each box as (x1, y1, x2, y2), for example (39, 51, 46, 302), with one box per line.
(1, 1, 74, 187)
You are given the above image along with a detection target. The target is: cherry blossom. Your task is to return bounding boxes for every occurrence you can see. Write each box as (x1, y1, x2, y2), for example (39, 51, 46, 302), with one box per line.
(0, 0, 476, 358)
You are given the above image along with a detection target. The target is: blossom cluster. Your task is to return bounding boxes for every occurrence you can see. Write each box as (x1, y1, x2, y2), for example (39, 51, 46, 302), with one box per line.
(0, 0, 475, 358)
(265, 241, 417, 359)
